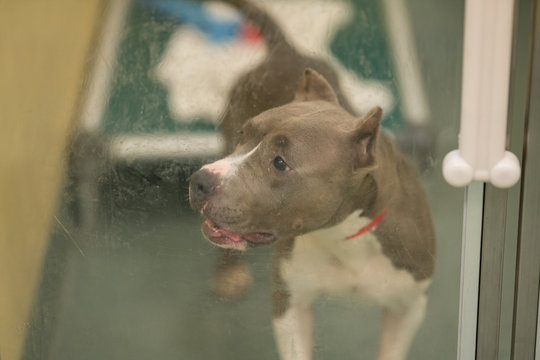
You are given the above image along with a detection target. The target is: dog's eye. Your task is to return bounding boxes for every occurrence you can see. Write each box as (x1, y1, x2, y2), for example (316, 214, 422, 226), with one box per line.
(273, 156, 289, 171)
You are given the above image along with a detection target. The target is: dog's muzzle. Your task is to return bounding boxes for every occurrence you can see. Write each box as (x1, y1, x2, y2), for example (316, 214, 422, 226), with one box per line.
(189, 168, 276, 250)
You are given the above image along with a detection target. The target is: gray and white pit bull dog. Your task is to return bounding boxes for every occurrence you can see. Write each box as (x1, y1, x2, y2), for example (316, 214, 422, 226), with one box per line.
(189, 69, 436, 360)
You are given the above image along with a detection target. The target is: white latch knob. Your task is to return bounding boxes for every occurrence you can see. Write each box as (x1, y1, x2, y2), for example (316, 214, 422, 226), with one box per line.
(489, 151, 521, 188)
(443, 150, 521, 188)
(443, 150, 474, 188)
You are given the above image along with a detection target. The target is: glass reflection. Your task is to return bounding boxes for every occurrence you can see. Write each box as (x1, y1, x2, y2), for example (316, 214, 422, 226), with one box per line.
(20, 1, 465, 359)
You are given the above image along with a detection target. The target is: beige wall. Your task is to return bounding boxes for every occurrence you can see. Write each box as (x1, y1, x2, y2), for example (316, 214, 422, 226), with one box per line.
(0, 1, 103, 359)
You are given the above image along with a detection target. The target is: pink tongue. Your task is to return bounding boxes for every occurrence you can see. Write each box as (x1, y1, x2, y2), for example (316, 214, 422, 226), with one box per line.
(217, 228, 243, 242)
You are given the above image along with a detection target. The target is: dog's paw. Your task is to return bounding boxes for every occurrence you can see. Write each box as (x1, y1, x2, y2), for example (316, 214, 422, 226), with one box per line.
(211, 263, 253, 300)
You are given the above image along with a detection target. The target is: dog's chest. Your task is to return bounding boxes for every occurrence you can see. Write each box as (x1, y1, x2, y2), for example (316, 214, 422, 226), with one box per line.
(279, 211, 428, 307)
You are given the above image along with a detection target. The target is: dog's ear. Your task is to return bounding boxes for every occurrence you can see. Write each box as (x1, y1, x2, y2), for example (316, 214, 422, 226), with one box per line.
(350, 106, 382, 169)
(294, 68, 339, 104)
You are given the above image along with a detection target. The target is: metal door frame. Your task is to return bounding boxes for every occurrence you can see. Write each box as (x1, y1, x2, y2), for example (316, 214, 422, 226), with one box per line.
(472, 0, 540, 358)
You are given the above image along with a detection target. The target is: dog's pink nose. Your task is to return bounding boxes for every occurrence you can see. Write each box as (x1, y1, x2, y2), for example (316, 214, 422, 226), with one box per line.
(203, 159, 232, 177)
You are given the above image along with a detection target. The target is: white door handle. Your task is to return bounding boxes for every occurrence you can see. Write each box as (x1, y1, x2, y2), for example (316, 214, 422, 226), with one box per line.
(443, 0, 521, 188)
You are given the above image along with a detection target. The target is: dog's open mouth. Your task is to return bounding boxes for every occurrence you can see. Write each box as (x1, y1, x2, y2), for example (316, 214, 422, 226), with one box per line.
(201, 219, 275, 251)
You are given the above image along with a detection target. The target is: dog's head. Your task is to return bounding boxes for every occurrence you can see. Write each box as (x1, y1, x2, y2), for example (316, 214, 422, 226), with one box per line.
(189, 69, 382, 250)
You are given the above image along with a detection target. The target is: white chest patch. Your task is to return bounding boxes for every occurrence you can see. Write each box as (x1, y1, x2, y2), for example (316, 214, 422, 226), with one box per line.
(280, 210, 430, 309)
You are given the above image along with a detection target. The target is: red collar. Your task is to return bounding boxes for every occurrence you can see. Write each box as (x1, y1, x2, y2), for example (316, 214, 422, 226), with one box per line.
(344, 208, 387, 240)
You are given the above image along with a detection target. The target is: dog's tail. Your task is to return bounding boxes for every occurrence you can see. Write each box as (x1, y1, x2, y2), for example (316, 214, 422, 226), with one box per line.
(223, 0, 290, 50)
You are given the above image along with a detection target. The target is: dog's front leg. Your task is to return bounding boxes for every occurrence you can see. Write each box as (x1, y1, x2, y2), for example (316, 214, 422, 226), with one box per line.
(273, 299, 313, 360)
(272, 239, 314, 360)
(377, 293, 428, 360)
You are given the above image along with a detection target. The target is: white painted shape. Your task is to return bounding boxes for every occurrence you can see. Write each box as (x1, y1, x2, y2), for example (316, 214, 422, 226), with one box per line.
(333, 62, 395, 117)
(204, 1, 242, 22)
(262, 0, 351, 56)
(262, 0, 394, 115)
(381, 0, 430, 126)
(155, 26, 266, 122)
(80, 0, 130, 132)
(109, 133, 223, 160)
(156, 0, 394, 123)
